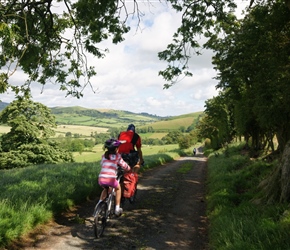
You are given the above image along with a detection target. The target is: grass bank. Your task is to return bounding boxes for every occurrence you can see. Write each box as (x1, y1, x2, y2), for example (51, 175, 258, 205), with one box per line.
(0, 144, 184, 248)
(206, 142, 290, 249)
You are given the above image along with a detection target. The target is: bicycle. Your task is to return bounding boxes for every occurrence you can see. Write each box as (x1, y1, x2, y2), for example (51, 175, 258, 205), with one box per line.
(93, 167, 124, 238)
(93, 162, 143, 238)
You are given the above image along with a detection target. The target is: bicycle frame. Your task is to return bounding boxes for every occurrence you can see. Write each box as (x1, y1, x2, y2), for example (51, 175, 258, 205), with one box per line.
(93, 167, 124, 238)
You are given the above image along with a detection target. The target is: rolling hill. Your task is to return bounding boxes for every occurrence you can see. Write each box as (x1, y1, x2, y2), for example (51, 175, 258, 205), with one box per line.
(0, 102, 204, 131)
(50, 106, 163, 128)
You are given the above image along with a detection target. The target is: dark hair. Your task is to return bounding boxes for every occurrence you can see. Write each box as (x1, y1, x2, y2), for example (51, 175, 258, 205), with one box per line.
(127, 124, 135, 132)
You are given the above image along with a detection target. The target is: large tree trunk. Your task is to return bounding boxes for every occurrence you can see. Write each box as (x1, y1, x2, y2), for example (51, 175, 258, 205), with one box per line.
(258, 140, 290, 203)
(280, 140, 290, 202)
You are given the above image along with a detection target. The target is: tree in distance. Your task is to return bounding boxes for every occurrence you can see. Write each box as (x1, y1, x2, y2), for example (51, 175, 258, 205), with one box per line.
(0, 97, 73, 169)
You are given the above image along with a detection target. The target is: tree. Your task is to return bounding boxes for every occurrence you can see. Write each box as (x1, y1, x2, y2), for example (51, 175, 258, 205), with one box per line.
(205, 1, 290, 203)
(162, 131, 183, 144)
(1, 0, 290, 98)
(0, 0, 130, 98)
(0, 98, 73, 168)
(1, 0, 280, 99)
(210, 1, 290, 152)
(201, 95, 234, 149)
(0, 98, 56, 151)
(178, 135, 191, 149)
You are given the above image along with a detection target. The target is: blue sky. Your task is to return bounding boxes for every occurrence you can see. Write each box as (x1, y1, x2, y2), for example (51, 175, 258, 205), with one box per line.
(0, 1, 248, 117)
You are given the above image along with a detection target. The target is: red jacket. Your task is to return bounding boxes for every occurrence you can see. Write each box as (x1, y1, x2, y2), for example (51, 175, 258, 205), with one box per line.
(118, 130, 141, 154)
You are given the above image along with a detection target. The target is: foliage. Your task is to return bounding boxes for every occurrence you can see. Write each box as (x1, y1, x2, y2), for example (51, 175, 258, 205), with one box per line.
(196, 95, 234, 149)
(207, 142, 290, 249)
(60, 137, 95, 153)
(202, 0, 290, 202)
(208, 1, 290, 152)
(0, 142, 73, 169)
(0, 98, 56, 151)
(0, 98, 73, 168)
(158, 0, 239, 85)
(0, 0, 246, 96)
(0, 0, 134, 98)
(178, 134, 192, 149)
(0, 161, 99, 247)
(162, 131, 183, 144)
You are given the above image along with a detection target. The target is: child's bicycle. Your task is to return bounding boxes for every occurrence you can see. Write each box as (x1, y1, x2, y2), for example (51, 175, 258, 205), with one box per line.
(93, 167, 124, 238)
(93, 162, 143, 238)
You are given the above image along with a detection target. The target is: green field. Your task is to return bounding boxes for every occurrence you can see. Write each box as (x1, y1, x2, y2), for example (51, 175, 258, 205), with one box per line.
(141, 112, 204, 131)
(73, 144, 180, 162)
(52, 107, 161, 128)
(54, 125, 108, 137)
(0, 125, 108, 137)
(139, 132, 168, 139)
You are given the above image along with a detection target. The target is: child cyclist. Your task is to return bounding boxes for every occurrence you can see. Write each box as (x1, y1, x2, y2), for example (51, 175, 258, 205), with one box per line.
(97, 139, 131, 216)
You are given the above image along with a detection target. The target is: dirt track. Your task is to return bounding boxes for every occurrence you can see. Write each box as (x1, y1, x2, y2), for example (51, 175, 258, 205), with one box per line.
(19, 153, 208, 250)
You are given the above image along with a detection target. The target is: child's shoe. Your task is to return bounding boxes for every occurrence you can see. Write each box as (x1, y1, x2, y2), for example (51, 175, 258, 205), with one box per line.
(115, 208, 123, 216)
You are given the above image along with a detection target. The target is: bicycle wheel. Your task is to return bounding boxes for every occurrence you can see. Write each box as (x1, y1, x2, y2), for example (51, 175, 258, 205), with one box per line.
(93, 202, 107, 238)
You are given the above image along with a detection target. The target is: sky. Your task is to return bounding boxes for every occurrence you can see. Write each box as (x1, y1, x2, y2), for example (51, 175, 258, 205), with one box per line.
(0, 1, 248, 117)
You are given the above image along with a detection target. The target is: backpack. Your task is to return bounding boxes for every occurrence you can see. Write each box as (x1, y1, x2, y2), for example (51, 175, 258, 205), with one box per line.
(119, 131, 140, 167)
(121, 151, 139, 167)
(122, 172, 138, 198)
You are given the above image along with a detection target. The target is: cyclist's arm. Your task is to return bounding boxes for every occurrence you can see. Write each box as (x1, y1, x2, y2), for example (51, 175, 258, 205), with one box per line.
(118, 155, 131, 172)
(137, 147, 144, 165)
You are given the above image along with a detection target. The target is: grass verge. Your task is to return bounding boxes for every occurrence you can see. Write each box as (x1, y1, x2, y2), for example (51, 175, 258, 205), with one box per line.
(207, 142, 290, 249)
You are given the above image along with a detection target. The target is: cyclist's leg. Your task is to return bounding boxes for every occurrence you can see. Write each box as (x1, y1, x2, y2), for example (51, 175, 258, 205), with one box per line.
(99, 187, 108, 201)
(114, 182, 123, 216)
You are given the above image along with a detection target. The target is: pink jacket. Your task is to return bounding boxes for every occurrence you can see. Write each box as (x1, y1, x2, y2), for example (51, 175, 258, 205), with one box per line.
(99, 153, 130, 180)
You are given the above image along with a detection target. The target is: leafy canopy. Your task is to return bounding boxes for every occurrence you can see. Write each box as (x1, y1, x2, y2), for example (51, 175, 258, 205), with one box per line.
(1, 0, 289, 97)
(0, 0, 130, 98)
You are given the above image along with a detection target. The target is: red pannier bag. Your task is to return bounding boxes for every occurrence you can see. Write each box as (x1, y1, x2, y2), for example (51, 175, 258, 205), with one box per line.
(123, 172, 138, 198)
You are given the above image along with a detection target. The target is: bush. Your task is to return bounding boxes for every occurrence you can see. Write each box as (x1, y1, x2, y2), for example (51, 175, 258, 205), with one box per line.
(0, 143, 74, 169)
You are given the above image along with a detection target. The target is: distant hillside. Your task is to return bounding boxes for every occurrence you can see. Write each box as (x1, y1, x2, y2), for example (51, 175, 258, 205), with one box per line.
(50, 106, 163, 128)
(0, 102, 204, 131)
(141, 111, 205, 132)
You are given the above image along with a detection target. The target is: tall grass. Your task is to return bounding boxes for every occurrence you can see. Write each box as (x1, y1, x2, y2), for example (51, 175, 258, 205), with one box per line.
(0, 144, 184, 248)
(0, 162, 99, 247)
(207, 142, 290, 249)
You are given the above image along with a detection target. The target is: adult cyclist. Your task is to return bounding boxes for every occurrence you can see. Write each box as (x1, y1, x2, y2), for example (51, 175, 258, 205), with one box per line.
(118, 124, 144, 173)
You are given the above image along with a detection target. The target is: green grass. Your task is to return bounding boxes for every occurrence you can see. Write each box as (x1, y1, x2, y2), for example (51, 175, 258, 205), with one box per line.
(0, 161, 98, 247)
(0, 144, 184, 248)
(73, 144, 182, 163)
(177, 162, 193, 174)
(140, 112, 203, 131)
(207, 142, 290, 249)
(139, 132, 168, 139)
(54, 124, 108, 137)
